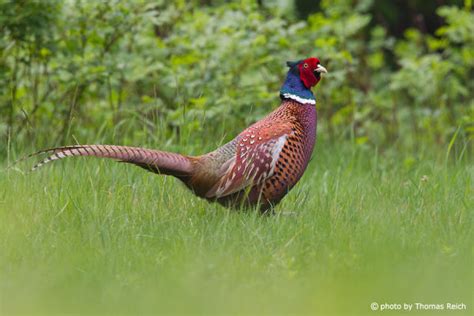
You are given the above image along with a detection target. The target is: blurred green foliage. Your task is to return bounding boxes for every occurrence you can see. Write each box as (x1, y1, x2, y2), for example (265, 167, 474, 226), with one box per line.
(0, 0, 472, 155)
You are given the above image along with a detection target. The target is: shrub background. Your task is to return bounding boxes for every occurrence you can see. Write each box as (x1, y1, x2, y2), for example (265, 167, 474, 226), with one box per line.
(0, 0, 472, 157)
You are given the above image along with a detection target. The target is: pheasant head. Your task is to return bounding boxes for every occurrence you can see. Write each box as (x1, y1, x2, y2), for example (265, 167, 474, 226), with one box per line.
(280, 57, 327, 105)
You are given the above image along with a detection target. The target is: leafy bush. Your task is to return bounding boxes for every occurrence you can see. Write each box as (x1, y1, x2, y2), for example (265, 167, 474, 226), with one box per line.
(0, 0, 472, 158)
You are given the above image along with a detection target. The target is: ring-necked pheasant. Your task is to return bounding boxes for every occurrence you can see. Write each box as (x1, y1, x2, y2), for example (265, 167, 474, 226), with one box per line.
(29, 57, 327, 212)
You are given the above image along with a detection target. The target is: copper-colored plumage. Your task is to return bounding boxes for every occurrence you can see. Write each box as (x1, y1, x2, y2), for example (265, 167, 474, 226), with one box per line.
(30, 100, 316, 212)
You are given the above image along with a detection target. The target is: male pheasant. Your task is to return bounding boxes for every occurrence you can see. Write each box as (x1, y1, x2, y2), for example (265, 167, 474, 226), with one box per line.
(30, 57, 327, 212)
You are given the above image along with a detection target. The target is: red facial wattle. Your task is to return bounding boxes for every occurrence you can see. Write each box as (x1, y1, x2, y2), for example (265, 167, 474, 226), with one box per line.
(298, 57, 321, 88)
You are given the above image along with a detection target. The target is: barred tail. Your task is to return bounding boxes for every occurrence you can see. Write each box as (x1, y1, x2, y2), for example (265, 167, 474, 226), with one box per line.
(30, 145, 194, 178)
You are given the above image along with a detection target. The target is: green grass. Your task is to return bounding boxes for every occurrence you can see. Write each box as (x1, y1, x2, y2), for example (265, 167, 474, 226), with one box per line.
(0, 143, 472, 315)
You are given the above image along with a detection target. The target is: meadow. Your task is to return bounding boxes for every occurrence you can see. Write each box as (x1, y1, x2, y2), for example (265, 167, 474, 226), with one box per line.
(1, 1, 472, 314)
(1, 142, 471, 315)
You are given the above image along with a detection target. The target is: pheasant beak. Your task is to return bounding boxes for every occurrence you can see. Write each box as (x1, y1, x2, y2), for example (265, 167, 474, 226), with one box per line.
(315, 64, 328, 74)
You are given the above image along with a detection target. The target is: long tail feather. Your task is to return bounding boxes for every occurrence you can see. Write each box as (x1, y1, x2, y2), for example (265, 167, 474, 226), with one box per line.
(30, 145, 194, 178)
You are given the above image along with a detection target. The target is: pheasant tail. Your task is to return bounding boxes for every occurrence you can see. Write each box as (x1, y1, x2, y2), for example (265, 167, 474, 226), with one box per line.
(30, 145, 194, 179)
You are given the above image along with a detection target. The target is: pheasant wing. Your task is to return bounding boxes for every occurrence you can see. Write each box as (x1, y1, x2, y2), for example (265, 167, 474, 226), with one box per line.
(206, 124, 292, 198)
